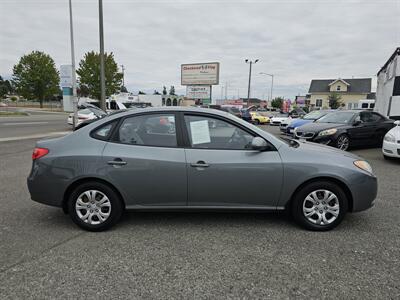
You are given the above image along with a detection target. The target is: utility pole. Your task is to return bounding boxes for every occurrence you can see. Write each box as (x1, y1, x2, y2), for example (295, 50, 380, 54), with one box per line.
(120, 64, 125, 87)
(68, 0, 78, 130)
(245, 59, 259, 105)
(99, 0, 106, 111)
(225, 82, 228, 100)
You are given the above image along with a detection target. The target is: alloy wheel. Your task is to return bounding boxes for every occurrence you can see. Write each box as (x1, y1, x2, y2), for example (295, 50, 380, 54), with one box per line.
(302, 189, 340, 226)
(337, 135, 349, 150)
(75, 190, 111, 225)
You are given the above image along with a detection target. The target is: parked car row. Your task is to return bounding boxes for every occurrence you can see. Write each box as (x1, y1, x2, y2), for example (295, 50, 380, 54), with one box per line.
(281, 110, 395, 153)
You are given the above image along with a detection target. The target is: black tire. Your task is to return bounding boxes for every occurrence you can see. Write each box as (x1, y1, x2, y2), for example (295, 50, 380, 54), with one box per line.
(383, 154, 393, 160)
(335, 134, 350, 151)
(254, 119, 260, 125)
(67, 181, 124, 231)
(291, 181, 348, 231)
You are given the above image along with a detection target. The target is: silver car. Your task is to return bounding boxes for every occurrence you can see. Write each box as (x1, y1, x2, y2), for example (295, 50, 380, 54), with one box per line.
(28, 107, 377, 231)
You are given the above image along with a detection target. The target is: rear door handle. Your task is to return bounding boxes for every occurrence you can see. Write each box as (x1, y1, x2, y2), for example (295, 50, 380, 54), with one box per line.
(190, 161, 210, 168)
(107, 158, 127, 166)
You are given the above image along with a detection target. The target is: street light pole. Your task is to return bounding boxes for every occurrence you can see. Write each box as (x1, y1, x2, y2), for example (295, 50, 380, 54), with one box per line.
(99, 0, 106, 111)
(68, 0, 78, 130)
(245, 59, 259, 105)
(260, 72, 274, 101)
(120, 64, 125, 88)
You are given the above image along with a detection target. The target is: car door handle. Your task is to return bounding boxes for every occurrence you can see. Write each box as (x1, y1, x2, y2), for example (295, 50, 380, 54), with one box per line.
(190, 161, 210, 168)
(107, 159, 127, 166)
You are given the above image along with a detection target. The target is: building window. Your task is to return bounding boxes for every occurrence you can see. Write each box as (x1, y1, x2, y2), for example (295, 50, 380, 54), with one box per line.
(316, 99, 322, 107)
(336, 85, 341, 91)
(353, 103, 358, 109)
(347, 103, 353, 110)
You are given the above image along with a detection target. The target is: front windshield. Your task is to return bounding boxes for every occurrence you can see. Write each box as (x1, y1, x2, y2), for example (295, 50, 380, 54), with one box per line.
(303, 110, 325, 120)
(316, 111, 355, 124)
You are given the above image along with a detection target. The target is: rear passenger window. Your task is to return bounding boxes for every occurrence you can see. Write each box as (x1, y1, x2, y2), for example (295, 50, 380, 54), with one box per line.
(116, 114, 177, 147)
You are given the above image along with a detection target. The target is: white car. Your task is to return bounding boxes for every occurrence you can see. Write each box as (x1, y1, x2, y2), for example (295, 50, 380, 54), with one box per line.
(382, 120, 400, 159)
(270, 114, 291, 126)
(67, 108, 105, 126)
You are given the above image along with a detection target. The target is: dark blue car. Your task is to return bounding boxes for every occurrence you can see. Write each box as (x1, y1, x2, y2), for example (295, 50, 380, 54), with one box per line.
(285, 110, 336, 135)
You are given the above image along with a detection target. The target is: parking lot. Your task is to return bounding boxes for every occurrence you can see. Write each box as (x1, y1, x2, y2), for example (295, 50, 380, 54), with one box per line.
(0, 116, 399, 299)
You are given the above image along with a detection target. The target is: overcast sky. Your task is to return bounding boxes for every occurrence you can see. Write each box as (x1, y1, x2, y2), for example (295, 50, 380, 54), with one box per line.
(1, 0, 400, 100)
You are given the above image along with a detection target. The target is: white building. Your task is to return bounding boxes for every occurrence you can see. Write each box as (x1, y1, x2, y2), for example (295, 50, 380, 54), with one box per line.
(375, 47, 400, 120)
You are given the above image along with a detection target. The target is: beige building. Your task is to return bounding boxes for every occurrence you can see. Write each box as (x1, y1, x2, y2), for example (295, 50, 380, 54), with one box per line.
(308, 78, 372, 109)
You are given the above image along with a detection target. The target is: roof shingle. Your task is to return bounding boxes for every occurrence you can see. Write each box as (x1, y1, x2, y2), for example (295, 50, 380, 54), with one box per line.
(308, 78, 371, 93)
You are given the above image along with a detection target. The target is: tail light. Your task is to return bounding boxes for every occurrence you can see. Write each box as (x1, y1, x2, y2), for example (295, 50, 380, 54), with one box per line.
(32, 148, 49, 160)
(78, 116, 89, 120)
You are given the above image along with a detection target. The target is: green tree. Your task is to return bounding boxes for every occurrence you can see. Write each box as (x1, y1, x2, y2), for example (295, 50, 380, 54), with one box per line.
(162, 86, 167, 95)
(138, 90, 146, 94)
(12, 51, 60, 108)
(76, 51, 123, 100)
(120, 86, 128, 93)
(77, 84, 90, 98)
(271, 97, 284, 109)
(328, 93, 342, 109)
(153, 90, 160, 95)
(169, 85, 175, 95)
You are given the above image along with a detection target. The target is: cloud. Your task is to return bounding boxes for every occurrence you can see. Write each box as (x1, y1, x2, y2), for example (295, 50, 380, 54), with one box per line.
(0, 0, 399, 99)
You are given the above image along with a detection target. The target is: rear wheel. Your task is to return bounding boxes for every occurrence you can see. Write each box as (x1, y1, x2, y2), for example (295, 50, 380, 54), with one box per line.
(67, 181, 124, 231)
(335, 134, 350, 151)
(291, 181, 348, 231)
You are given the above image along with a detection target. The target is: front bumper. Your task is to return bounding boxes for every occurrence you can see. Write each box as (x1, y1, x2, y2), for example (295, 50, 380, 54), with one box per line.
(382, 140, 400, 158)
(350, 173, 378, 212)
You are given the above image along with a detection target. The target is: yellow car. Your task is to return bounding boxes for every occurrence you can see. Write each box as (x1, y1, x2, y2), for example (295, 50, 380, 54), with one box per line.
(250, 112, 270, 124)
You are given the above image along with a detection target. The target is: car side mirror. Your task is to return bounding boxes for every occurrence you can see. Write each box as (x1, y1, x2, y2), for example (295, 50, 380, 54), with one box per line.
(394, 120, 400, 126)
(251, 137, 269, 151)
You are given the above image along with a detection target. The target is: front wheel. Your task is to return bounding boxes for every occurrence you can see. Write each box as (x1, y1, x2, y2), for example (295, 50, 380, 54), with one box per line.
(67, 181, 124, 231)
(291, 181, 348, 231)
(254, 119, 260, 125)
(335, 134, 350, 151)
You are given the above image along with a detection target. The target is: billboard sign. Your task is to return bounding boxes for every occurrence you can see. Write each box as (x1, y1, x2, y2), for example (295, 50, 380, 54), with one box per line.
(181, 62, 220, 85)
(186, 85, 211, 99)
(60, 65, 73, 88)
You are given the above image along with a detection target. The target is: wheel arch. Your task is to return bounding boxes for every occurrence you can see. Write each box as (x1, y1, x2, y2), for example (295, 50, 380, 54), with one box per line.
(62, 177, 126, 214)
(286, 176, 354, 212)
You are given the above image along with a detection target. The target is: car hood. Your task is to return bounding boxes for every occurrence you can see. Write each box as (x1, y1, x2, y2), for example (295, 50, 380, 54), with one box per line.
(387, 125, 400, 139)
(271, 116, 289, 121)
(289, 139, 361, 160)
(296, 122, 348, 132)
(289, 119, 313, 128)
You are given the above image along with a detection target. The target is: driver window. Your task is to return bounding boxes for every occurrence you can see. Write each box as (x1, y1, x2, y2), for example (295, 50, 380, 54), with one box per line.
(184, 115, 254, 150)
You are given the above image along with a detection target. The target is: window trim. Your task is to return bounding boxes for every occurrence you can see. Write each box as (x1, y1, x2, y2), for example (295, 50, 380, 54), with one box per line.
(180, 112, 276, 151)
(107, 111, 184, 149)
(90, 119, 120, 141)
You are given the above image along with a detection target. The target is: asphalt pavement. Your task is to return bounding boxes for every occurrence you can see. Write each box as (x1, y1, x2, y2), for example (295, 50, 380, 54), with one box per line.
(0, 119, 399, 299)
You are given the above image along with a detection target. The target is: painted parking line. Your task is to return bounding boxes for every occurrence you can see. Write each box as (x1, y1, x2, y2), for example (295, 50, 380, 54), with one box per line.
(1, 122, 49, 126)
(0, 131, 71, 142)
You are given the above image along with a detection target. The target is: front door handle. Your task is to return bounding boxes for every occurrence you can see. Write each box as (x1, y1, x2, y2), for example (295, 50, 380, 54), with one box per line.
(190, 161, 210, 168)
(107, 158, 127, 166)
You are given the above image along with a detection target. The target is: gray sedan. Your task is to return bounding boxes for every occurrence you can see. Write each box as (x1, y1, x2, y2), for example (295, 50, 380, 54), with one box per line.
(27, 107, 377, 231)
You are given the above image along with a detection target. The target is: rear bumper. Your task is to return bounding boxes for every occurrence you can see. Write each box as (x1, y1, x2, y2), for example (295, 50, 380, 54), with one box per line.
(27, 161, 66, 208)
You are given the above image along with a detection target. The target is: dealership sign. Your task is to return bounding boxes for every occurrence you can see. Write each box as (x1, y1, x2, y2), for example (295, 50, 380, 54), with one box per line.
(181, 62, 220, 85)
(186, 85, 211, 99)
(60, 65, 73, 88)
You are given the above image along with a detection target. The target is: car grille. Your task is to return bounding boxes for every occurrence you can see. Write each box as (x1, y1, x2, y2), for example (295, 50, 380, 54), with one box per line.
(295, 131, 315, 139)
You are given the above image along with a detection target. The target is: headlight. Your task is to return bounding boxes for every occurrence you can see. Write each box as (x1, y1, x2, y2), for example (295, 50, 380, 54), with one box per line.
(384, 133, 395, 143)
(354, 160, 373, 175)
(318, 128, 337, 136)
